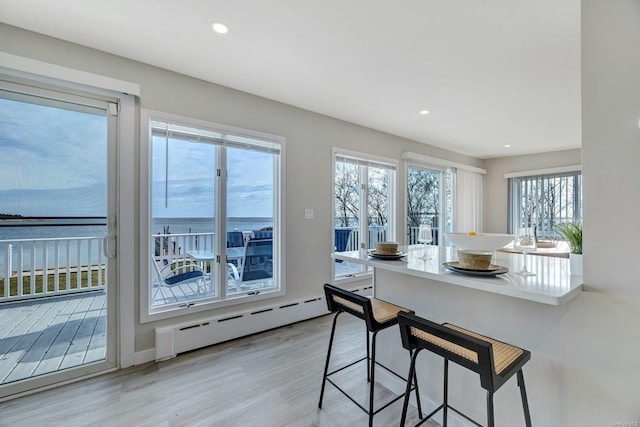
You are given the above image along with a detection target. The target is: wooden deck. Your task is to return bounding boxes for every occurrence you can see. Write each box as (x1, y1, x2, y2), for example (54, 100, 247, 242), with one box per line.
(0, 291, 106, 385)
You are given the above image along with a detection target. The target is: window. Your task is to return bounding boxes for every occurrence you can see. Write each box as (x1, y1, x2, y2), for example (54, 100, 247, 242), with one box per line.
(402, 152, 485, 244)
(508, 170, 582, 239)
(142, 112, 283, 318)
(406, 165, 447, 245)
(333, 149, 396, 279)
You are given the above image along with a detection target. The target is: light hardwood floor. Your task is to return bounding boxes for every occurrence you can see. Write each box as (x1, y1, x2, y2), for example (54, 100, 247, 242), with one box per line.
(0, 313, 437, 427)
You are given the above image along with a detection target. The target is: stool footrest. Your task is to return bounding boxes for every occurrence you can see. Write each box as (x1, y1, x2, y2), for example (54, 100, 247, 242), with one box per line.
(415, 403, 484, 427)
(325, 356, 417, 417)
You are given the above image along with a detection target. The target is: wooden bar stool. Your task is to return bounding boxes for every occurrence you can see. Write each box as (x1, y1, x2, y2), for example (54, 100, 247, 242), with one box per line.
(397, 312, 532, 427)
(318, 284, 423, 427)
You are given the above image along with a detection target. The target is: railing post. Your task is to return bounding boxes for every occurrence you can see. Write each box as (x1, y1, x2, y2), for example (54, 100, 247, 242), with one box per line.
(5, 243, 12, 278)
(3, 244, 11, 298)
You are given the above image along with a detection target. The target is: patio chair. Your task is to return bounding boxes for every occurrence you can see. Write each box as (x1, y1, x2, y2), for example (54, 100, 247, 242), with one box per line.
(228, 239, 273, 285)
(151, 256, 206, 298)
(251, 229, 273, 240)
(226, 231, 244, 248)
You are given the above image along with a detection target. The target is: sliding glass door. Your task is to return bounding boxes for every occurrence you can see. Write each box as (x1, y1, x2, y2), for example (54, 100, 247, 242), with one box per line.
(0, 78, 117, 398)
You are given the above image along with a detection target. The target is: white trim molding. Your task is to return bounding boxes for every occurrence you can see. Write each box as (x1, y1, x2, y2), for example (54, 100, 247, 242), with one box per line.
(0, 52, 141, 96)
(504, 164, 582, 179)
(402, 151, 486, 174)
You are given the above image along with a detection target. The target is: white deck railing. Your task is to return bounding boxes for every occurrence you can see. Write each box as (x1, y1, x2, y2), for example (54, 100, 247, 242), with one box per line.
(0, 236, 107, 302)
(152, 232, 216, 267)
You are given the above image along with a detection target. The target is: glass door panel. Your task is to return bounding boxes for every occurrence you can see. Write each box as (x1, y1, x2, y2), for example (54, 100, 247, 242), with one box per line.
(226, 146, 275, 295)
(0, 83, 115, 397)
(150, 131, 217, 308)
(407, 166, 442, 245)
(334, 158, 362, 277)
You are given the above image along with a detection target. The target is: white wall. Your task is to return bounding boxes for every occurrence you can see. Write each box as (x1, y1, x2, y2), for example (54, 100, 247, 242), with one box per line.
(0, 24, 483, 353)
(580, 0, 640, 420)
(378, 3, 640, 425)
(484, 149, 582, 233)
(374, 2, 638, 425)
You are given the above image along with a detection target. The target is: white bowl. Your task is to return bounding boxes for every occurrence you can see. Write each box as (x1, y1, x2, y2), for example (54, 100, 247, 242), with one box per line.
(444, 233, 514, 252)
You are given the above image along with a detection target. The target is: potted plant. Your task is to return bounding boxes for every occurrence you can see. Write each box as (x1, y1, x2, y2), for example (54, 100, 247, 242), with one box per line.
(556, 221, 582, 275)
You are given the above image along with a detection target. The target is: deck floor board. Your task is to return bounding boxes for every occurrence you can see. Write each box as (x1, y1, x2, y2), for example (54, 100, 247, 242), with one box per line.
(0, 292, 106, 385)
(3, 297, 75, 383)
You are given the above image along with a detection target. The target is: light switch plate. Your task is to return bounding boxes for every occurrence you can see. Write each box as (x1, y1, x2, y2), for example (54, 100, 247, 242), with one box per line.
(304, 209, 314, 219)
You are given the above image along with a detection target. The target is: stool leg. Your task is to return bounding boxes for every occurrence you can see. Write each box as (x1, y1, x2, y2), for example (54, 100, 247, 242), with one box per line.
(400, 349, 420, 427)
(517, 370, 532, 427)
(486, 391, 495, 427)
(366, 327, 371, 382)
(443, 359, 449, 427)
(318, 311, 341, 408)
(411, 350, 423, 419)
(368, 330, 378, 427)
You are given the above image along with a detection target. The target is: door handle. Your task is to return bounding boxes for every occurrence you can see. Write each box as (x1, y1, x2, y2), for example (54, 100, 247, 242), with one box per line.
(103, 234, 117, 258)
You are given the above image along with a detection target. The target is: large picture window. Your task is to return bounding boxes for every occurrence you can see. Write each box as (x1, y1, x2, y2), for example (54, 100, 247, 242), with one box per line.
(333, 149, 396, 280)
(508, 170, 582, 239)
(143, 112, 283, 318)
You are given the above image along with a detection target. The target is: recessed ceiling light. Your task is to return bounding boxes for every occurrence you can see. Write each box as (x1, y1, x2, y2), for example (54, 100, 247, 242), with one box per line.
(212, 22, 228, 34)
(419, 110, 429, 115)
(504, 144, 512, 148)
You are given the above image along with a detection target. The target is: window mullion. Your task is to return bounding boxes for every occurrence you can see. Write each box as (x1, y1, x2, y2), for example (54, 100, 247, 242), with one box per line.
(216, 145, 227, 300)
(360, 165, 368, 255)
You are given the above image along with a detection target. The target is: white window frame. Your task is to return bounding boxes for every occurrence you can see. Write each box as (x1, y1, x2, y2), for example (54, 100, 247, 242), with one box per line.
(404, 162, 449, 246)
(332, 147, 397, 282)
(506, 165, 582, 238)
(0, 58, 137, 393)
(140, 110, 285, 323)
(402, 152, 486, 244)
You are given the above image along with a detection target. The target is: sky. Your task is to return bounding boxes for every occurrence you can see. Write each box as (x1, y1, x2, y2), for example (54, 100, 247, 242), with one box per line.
(0, 95, 274, 218)
(151, 136, 274, 218)
(0, 96, 107, 216)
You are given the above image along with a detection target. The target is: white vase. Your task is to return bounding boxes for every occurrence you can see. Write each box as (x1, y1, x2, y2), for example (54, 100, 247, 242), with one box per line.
(569, 253, 583, 276)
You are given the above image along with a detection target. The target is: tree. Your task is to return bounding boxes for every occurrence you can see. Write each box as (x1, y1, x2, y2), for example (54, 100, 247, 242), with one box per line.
(367, 168, 389, 226)
(407, 168, 439, 227)
(334, 162, 359, 227)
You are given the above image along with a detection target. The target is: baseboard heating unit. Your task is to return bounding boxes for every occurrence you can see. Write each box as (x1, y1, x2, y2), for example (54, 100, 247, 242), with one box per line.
(154, 286, 372, 361)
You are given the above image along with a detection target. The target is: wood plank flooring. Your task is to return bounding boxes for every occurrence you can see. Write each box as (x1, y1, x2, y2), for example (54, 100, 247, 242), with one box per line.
(0, 313, 437, 427)
(0, 292, 106, 385)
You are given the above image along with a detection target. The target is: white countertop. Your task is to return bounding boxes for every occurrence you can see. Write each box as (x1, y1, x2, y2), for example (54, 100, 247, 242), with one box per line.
(332, 245, 583, 305)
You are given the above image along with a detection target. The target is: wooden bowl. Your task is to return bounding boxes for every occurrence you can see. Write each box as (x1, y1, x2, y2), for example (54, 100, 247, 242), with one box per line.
(457, 250, 493, 270)
(376, 241, 399, 255)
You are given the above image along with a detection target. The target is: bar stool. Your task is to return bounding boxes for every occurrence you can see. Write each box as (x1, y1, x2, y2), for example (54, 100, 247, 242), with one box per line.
(318, 284, 423, 427)
(397, 312, 532, 427)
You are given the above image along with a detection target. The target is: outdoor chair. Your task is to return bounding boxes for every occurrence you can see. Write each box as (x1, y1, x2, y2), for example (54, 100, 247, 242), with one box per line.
(228, 238, 273, 288)
(151, 256, 206, 299)
(251, 229, 273, 240)
(226, 231, 244, 248)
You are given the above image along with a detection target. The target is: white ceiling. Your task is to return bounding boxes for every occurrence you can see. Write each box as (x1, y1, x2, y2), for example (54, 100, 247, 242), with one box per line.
(0, 0, 582, 159)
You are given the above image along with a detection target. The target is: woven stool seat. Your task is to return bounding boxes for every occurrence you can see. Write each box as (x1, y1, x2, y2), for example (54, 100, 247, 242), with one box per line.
(410, 323, 524, 375)
(398, 313, 532, 427)
(333, 295, 411, 325)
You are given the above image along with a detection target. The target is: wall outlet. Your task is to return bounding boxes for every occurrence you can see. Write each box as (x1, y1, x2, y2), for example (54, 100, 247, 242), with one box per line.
(304, 209, 314, 219)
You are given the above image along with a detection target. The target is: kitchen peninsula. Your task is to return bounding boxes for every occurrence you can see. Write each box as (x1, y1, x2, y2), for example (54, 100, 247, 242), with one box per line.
(332, 245, 585, 425)
(333, 245, 582, 305)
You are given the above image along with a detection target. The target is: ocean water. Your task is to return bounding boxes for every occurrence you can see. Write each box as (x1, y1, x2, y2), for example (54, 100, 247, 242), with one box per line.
(0, 217, 272, 271)
(0, 217, 273, 241)
(151, 217, 273, 235)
